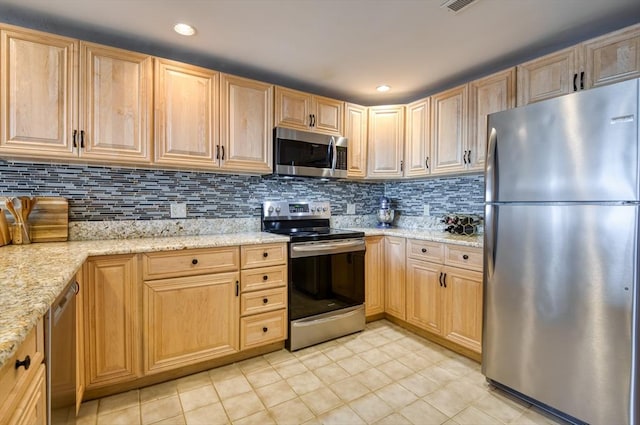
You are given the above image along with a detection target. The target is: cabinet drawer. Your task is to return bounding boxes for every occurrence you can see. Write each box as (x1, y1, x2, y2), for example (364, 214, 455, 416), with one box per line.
(241, 287, 287, 316)
(0, 322, 43, 413)
(240, 310, 287, 350)
(240, 265, 287, 292)
(143, 247, 239, 279)
(241, 243, 287, 269)
(444, 245, 483, 271)
(407, 239, 445, 263)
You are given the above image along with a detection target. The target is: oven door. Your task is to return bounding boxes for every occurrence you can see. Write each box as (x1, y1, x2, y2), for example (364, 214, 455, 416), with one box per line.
(288, 238, 365, 321)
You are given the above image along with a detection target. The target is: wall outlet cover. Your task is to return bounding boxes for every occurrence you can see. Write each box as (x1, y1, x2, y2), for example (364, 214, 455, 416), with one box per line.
(347, 203, 356, 215)
(170, 203, 187, 218)
(423, 204, 430, 216)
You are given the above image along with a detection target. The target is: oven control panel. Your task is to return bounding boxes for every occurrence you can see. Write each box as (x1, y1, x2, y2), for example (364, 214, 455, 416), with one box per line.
(262, 201, 331, 220)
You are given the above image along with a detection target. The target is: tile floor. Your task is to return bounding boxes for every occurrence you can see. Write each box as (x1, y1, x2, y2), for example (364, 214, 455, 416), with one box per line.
(68, 320, 566, 425)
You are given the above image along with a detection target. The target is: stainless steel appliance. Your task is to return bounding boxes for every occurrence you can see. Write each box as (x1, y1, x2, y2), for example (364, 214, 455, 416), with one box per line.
(274, 127, 348, 178)
(376, 196, 394, 228)
(484, 78, 640, 425)
(262, 201, 365, 350)
(45, 279, 78, 425)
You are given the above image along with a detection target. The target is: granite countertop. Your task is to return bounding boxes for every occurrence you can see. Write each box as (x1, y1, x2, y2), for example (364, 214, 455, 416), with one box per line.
(0, 227, 482, 369)
(0, 232, 289, 369)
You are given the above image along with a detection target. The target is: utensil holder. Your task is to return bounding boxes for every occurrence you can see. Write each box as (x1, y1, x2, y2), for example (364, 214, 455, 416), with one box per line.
(11, 222, 31, 244)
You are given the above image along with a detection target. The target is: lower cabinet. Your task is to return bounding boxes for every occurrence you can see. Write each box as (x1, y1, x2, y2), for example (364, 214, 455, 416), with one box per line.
(442, 266, 483, 353)
(84, 254, 141, 390)
(384, 236, 406, 320)
(365, 236, 385, 318)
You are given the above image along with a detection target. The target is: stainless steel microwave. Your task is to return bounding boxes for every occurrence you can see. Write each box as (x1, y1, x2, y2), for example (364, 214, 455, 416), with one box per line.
(274, 127, 348, 178)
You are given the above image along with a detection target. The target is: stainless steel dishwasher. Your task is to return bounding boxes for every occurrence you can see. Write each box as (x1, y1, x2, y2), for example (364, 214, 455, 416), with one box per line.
(45, 279, 78, 425)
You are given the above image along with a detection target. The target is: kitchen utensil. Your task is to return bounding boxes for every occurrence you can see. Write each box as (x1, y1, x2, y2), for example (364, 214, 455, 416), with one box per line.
(376, 196, 395, 228)
(0, 209, 11, 246)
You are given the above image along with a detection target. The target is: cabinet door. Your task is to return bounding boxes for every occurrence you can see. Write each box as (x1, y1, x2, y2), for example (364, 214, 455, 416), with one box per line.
(220, 74, 273, 173)
(143, 273, 239, 375)
(517, 47, 578, 106)
(406, 258, 444, 335)
(404, 97, 430, 177)
(154, 59, 219, 168)
(430, 85, 467, 175)
(84, 255, 140, 389)
(583, 24, 640, 89)
(11, 364, 46, 425)
(365, 236, 385, 317)
(345, 103, 368, 178)
(367, 105, 405, 178)
(0, 27, 77, 158)
(313, 95, 343, 135)
(467, 68, 515, 172)
(75, 270, 85, 414)
(384, 236, 406, 320)
(443, 266, 483, 353)
(79, 42, 152, 164)
(274, 86, 311, 131)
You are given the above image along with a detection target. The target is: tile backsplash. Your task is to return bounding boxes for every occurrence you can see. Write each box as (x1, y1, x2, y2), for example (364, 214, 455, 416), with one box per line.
(0, 160, 484, 222)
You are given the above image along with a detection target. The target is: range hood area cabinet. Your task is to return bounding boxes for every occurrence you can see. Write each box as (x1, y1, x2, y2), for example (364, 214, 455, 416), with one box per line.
(517, 22, 640, 106)
(0, 25, 153, 164)
(274, 86, 343, 136)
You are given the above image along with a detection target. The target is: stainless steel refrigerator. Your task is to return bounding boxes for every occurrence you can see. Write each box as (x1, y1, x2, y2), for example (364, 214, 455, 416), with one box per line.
(483, 78, 639, 425)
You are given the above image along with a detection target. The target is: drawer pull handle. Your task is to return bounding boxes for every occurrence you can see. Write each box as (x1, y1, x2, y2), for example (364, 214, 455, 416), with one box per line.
(263, 252, 269, 258)
(263, 298, 269, 304)
(262, 327, 268, 333)
(15, 355, 31, 371)
(421, 248, 427, 253)
(192, 259, 198, 265)
(263, 275, 268, 281)
(462, 254, 469, 260)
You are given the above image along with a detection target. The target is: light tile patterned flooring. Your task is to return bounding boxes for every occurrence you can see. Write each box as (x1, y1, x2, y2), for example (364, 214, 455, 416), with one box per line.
(70, 320, 566, 425)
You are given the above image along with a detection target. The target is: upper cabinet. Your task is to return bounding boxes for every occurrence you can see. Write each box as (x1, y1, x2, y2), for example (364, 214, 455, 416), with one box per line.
(404, 97, 431, 178)
(367, 105, 405, 178)
(220, 74, 274, 174)
(0, 25, 153, 164)
(344, 103, 368, 178)
(518, 23, 640, 106)
(275, 86, 343, 136)
(430, 85, 468, 175)
(154, 59, 219, 169)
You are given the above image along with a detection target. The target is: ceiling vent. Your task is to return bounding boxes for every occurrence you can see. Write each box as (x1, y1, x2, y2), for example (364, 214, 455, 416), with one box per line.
(441, 0, 478, 13)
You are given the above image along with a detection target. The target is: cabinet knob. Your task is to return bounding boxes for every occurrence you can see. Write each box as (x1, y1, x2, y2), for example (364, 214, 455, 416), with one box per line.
(462, 254, 469, 260)
(192, 258, 198, 265)
(262, 327, 268, 333)
(421, 248, 427, 253)
(263, 252, 269, 258)
(263, 275, 268, 281)
(15, 355, 31, 371)
(263, 298, 269, 304)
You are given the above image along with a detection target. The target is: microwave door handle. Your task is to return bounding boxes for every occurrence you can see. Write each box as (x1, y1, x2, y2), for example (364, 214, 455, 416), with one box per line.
(330, 137, 337, 172)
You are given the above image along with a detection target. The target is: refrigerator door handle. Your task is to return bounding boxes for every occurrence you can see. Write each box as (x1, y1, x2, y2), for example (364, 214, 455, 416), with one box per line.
(484, 204, 497, 280)
(485, 127, 498, 203)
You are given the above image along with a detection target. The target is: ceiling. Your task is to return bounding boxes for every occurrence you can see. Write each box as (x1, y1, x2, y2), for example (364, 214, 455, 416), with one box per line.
(1, 0, 639, 105)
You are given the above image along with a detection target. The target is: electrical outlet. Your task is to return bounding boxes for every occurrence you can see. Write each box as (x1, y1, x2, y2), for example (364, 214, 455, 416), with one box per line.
(423, 204, 430, 216)
(170, 203, 187, 218)
(347, 203, 356, 215)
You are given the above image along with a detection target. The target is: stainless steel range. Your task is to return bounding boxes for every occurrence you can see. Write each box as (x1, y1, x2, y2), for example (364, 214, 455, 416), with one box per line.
(262, 201, 366, 351)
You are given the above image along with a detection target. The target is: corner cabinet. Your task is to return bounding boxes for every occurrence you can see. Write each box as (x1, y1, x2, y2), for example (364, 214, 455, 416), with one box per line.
(84, 254, 141, 390)
(220, 74, 274, 173)
(275, 86, 343, 136)
(367, 105, 405, 178)
(384, 236, 406, 319)
(365, 236, 385, 318)
(345, 103, 368, 179)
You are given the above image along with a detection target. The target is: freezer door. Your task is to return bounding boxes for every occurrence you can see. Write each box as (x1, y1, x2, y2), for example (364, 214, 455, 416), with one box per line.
(486, 78, 639, 203)
(483, 204, 637, 425)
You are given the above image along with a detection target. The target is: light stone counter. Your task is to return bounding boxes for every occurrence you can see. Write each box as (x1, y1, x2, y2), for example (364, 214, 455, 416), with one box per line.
(0, 232, 289, 369)
(348, 227, 484, 248)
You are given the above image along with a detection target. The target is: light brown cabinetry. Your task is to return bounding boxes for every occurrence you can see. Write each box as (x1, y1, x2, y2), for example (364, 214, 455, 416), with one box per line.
(517, 47, 578, 106)
(344, 103, 368, 178)
(583, 23, 640, 89)
(430, 85, 468, 175)
(384, 236, 406, 319)
(0, 320, 46, 425)
(404, 97, 431, 177)
(142, 247, 240, 374)
(405, 239, 483, 354)
(239, 243, 288, 350)
(275, 86, 343, 136)
(154, 59, 219, 168)
(364, 236, 385, 318)
(220, 74, 274, 173)
(367, 105, 405, 178)
(84, 254, 141, 390)
(0, 25, 153, 164)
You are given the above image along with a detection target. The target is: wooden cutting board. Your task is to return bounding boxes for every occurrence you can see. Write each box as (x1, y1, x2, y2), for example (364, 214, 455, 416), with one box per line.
(3, 197, 69, 242)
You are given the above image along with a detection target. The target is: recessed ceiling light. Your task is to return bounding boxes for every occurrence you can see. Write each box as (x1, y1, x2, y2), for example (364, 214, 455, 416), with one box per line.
(174, 23, 196, 36)
(376, 85, 391, 92)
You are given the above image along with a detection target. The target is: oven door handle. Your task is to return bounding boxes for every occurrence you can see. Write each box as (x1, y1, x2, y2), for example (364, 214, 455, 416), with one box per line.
(290, 239, 365, 258)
